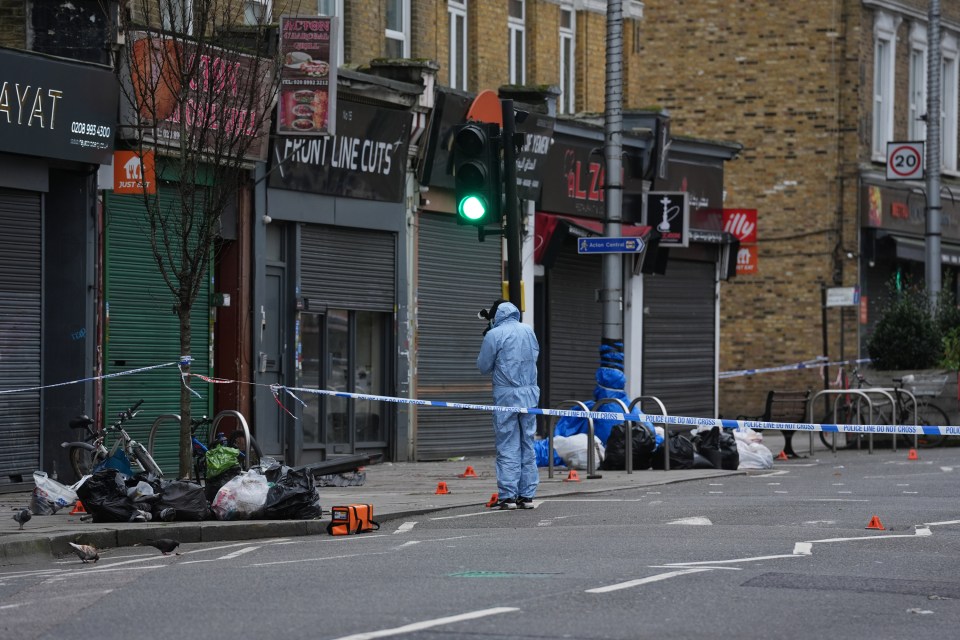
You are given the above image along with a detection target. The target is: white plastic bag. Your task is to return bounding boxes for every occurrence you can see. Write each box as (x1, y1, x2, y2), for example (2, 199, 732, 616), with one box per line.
(735, 439, 774, 469)
(32, 471, 79, 512)
(733, 427, 764, 445)
(554, 434, 605, 470)
(212, 470, 269, 520)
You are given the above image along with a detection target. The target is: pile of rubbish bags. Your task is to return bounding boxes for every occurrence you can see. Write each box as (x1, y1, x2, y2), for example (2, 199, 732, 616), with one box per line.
(32, 455, 323, 523)
(531, 341, 774, 472)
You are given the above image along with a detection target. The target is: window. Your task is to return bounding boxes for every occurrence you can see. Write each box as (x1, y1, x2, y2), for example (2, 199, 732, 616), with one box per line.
(909, 24, 927, 142)
(317, 0, 344, 66)
(942, 33, 959, 172)
(448, 1, 468, 90)
(243, 0, 271, 26)
(508, 0, 526, 85)
(385, 0, 410, 58)
(872, 12, 897, 160)
(559, 6, 576, 114)
(161, 0, 193, 35)
(300, 310, 388, 448)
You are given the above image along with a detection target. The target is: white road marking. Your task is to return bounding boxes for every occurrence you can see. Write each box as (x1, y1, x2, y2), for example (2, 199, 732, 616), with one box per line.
(667, 517, 712, 526)
(775, 491, 788, 494)
(585, 568, 715, 593)
(940, 466, 953, 472)
(648, 500, 663, 506)
(793, 542, 812, 555)
(394, 541, 421, 549)
(708, 491, 723, 494)
(665, 554, 803, 566)
(544, 498, 646, 502)
(805, 498, 868, 502)
(903, 491, 919, 494)
(802, 520, 836, 526)
(329, 607, 519, 640)
(837, 491, 852, 494)
(832, 483, 844, 486)
(0, 589, 114, 610)
(247, 551, 390, 568)
(709, 483, 723, 486)
(647, 565, 741, 571)
(923, 519, 960, 527)
(394, 522, 417, 534)
(915, 527, 932, 536)
(767, 482, 781, 486)
(219, 546, 259, 560)
(896, 484, 910, 487)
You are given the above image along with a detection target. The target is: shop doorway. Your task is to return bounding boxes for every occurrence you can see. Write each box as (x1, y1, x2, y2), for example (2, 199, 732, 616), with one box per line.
(299, 309, 389, 456)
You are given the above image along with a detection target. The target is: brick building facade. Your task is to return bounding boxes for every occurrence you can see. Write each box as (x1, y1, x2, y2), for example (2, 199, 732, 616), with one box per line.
(628, 0, 960, 417)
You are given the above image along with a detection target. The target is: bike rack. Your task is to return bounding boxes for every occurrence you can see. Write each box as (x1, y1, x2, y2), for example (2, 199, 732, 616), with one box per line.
(147, 410, 253, 471)
(594, 397, 636, 474)
(855, 388, 899, 452)
(211, 410, 253, 470)
(147, 414, 182, 458)
(547, 401, 599, 480)
(628, 396, 669, 470)
(809, 390, 877, 453)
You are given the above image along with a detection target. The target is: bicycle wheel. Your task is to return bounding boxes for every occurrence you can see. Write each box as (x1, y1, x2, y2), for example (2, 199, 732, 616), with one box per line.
(914, 402, 950, 448)
(817, 405, 858, 450)
(68, 446, 99, 479)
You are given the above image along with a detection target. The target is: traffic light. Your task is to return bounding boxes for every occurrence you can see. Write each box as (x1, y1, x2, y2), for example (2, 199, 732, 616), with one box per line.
(451, 122, 501, 226)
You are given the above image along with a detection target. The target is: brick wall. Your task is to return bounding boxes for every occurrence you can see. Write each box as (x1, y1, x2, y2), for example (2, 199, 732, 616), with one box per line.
(0, 0, 26, 48)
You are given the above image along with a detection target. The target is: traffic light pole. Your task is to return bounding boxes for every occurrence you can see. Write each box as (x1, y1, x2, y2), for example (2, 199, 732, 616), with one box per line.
(501, 99, 523, 314)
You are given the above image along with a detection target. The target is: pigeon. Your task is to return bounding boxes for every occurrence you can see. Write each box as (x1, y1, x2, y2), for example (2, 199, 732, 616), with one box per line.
(144, 538, 180, 555)
(68, 542, 100, 563)
(12, 509, 31, 530)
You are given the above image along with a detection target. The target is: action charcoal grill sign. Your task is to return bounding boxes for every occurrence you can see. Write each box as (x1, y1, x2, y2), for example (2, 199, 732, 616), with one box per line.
(269, 100, 410, 203)
(277, 16, 338, 137)
(0, 49, 118, 165)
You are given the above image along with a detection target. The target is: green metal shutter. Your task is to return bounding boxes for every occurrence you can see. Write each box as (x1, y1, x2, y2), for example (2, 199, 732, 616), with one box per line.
(0, 188, 42, 483)
(415, 212, 502, 460)
(104, 188, 211, 476)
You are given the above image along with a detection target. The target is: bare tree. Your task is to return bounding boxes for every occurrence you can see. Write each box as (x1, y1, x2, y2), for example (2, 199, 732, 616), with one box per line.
(114, 0, 297, 477)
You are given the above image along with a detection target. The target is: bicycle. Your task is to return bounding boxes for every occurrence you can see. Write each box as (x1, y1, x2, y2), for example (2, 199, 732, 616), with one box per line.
(190, 415, 264, 484)
(818, 368, 951, 449)
(61, 399, 163, 479)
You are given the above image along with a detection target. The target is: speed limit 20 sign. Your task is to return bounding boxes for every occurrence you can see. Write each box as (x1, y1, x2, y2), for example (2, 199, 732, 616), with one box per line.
(886, 141, 924, 181)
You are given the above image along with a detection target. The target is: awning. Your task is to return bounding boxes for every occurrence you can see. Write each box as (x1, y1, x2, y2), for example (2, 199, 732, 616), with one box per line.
(889, 235, 960, 266)
(535, 212, 651, 265)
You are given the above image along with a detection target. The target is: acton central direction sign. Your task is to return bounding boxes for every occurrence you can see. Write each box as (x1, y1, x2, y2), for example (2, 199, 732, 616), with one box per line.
(577, 237, 645, 254)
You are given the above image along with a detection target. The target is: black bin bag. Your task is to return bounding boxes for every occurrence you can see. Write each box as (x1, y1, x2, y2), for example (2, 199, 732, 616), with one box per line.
(652, 433, 696, 470)
(693, 427, 740, 470)
(261, 466, 322, 520)
(600, 423, 657, 471)
(75, 469, 138, 523)
(153, 480, 211, 521)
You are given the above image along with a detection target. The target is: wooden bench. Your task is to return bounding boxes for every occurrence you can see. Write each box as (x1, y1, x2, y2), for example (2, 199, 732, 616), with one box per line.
(740, 389, 811, 458)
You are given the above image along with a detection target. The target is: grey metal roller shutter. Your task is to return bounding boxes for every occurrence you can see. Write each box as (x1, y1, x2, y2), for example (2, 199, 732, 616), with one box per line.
(104, 189, 212, 477)
(0, 188, 42, 483)
(416, 212, 502, 460)
(546, 238, 603, 408)
(642, 259, 716, 418)
(301, 225, 396, 312)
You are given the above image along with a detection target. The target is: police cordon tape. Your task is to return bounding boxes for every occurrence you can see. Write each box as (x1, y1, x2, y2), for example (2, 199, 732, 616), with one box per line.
(271, 384, 960, 438)
(718, 357, 872, 379)
(5, 358, 956, 438)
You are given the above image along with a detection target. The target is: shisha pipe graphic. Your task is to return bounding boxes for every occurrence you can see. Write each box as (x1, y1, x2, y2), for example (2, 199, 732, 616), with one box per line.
(657, 194, 680, 232)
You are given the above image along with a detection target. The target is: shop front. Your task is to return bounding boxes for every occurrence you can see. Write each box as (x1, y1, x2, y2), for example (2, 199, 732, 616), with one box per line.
(262, 93, 415, 465)
(0, 47, 117, 484)
(860, 180, 960, 354)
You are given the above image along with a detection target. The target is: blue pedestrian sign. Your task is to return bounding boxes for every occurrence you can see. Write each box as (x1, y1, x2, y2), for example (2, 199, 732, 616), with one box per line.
(577, 237, 645, 254)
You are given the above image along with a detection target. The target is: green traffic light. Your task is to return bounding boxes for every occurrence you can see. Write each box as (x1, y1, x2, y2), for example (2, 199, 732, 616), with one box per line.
(458, 195, 487, 221)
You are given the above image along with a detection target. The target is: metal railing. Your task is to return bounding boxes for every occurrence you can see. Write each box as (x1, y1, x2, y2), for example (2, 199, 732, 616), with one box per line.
(810, 390, 878, 453)
(628, 396, 669, 469)
(546, 400, 597, 480)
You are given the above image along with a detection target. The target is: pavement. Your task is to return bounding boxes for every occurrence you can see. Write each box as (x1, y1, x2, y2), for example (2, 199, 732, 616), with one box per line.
(0, 452, 748, 566)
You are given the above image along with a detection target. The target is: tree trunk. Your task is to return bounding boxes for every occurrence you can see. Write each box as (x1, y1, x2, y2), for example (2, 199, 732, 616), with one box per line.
(179, 308, 193, 479)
